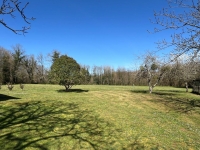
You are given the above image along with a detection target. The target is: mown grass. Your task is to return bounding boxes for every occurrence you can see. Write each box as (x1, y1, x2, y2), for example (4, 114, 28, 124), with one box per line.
(0, 84, 200, 149)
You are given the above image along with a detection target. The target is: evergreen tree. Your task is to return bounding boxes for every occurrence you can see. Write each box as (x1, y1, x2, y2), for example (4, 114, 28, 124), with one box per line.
(49, 55, 81, 91)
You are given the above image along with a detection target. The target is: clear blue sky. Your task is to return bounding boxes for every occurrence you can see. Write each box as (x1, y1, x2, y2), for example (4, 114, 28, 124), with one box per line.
(0, 0, 170, 69)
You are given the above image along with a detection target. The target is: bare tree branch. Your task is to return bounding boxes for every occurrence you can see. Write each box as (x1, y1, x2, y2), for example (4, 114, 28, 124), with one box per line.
(151, 0, 200, 60)
(0, 0, 35, 34)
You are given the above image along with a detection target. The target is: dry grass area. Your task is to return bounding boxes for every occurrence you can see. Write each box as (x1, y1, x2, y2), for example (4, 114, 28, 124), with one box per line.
(0, 84, 200, 149)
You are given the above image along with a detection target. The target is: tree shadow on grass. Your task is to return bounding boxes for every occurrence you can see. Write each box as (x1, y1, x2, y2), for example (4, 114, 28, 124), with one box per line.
(0, 101, 118, 150)
(151, 90, 200, 113)
(131, 89, 185, 96)
(154, 89, 187, 95)
(152, 91, 178, 96)
(131, 90, 200, 113)
(0, 94, 20, 101)
(124, 136, 161, 150)
(57, 89, 89, 93)
(131, 90, 149, 94)
(150, 97, 200, 114)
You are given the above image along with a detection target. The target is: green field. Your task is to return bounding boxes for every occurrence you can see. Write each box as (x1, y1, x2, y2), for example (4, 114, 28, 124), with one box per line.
(0, 84, 200, 150)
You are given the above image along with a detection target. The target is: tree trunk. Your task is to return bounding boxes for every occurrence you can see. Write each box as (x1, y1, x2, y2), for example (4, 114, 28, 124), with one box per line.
(149, 86, 153, 93)
(64, 84, 70, 91)
(64, 84, 73, 91)
(185, 82, 188, 92)
(148, 80, 153, 93)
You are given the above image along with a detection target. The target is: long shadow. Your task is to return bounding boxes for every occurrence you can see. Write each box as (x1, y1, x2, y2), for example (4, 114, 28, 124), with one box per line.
(155, 89, 186, 93)
(131, 90, 200, 113)
(0, 100, 175, 149)
(152, 91, 178, 96)
(150, 96, 200, 113)
(0, 101, 118, 150)
(131, 89, 185, 96)
(131, 90, 149, 94)
(57, 89, 89, 93)
(152, 90, 200, 113)
(0, 94, 21, 101)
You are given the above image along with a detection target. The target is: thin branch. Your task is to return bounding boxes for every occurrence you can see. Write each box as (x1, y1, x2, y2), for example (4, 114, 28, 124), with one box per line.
(0, 0, 35, 34)
(151, 0, 200, 61)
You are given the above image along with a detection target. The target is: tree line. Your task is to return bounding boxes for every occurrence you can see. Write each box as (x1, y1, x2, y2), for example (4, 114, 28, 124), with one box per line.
(1, 45, 199, 90)
(0, 45, 47, 84)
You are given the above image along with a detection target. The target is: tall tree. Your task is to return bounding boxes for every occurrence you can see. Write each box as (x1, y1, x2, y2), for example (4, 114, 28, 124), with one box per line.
(51, 50, 60, 63)
(2, 50, 14, 83)
(0, 47, 5, 83)
(24, 55, 37, 83)
(36, 53, 47, 83)
(80, 65, 91, 84)
(12, 44, 25, 83)
(92, 66, 100, 85)
(102, 66, 112, 85)
(49, 55, 81, 91)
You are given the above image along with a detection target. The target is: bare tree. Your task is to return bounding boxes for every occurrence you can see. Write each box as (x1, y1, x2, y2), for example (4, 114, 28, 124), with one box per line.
(151, 0, 200, 60)
(36, 53, 46, 83)
(0, 0, 35, 34)
(138, 53, 169, 93)
(172, 56, 199, 92)
(7, 82, 14, 91)
(20, 83, 24, 90)
(24, 55, 37, 83)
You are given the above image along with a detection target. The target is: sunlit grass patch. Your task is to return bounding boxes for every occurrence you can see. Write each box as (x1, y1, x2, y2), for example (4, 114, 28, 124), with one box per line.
(0, 84, 200, 149)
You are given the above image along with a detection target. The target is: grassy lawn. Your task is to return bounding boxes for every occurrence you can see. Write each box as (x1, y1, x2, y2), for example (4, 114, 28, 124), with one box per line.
(0, 84, 200, 149)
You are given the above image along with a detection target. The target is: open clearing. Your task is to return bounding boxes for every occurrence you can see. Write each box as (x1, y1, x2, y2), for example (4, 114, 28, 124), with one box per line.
(0, 84, 200, 149)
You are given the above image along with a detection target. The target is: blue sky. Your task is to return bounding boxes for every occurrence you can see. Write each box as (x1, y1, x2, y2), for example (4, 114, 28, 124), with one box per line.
(0, 0, 170, 69)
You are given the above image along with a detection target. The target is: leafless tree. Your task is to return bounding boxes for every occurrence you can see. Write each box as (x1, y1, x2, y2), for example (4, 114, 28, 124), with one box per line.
(20, 83, 24, 90)
(151, 0, 200, 61)
(36, 53, 46, 83)
(24, 55, 37, 83)
(173, 56, 199, 92)
(90, 65, 135, 85)
(0, 0, 35, 34)
(7, 82, 14, 91)
(138, 53, 169, 93)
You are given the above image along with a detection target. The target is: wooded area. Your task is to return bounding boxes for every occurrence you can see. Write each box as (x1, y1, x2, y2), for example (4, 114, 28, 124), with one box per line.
(0, 45, 199, 89)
